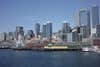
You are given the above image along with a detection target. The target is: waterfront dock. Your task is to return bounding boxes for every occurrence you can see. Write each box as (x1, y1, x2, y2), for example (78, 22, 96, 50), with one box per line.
(11, 45, 82, 51)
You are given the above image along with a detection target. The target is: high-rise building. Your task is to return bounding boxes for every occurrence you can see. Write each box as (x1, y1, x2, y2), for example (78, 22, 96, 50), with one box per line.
(42, 23, 47, 38)
(46, 21, 52, 39)
(62, 21, 71, 33)
(27, 30, 34, 38)
(79, 9, 91, 38)
(15, 26, 24, 40)
(79, 9, 90, 26)
(80, 26, 87, 38)
(96, 25, 100, 37)
(25, 30, 34, 40)
(72, 27, 80, 42)
(62, 21, 71, 41)
(92, 5, 99, 28)
(7, 32, 15, 40)
(35, 23, 40, 38)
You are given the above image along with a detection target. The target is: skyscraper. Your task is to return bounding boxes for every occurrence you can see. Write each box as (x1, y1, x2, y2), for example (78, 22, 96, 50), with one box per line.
(35, 23, 40, 38)
(27, 30, 34, 38)
(72, 27, 80, 42)
(7, 32, 15, 40)
(42, 23, 47, 38)
(79, 9, 91, 38)
(46, 21, 52, 39)
(62, 21, 71, 33)
(79, 9, 90, 26)
(92, 5, 99, 28)
(62, 21, 71, 41)
(15, 26, 24, 40)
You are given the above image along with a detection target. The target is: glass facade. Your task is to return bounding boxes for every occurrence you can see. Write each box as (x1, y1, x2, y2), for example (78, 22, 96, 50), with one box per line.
(92, 6, 99, 28)
(42, 24, 47, 37)
(79, 9, 90, 26)
(79, 9, 91, 38)
(62, 21, 71, 41)
(27, 30, 34, 38)
(35, 23, 40, 37)
(15, 26, 24, 40)
(46, 21, 52, 38)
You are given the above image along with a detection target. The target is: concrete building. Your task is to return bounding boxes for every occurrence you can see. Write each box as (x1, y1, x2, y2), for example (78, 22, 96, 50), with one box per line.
(0, 32, 7, 42)
(67, 33, 73, 42)
(0, 33, 5, 41)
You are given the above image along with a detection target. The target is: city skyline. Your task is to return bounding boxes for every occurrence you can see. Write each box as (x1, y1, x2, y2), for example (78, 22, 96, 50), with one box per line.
(0, 0, 100, 33)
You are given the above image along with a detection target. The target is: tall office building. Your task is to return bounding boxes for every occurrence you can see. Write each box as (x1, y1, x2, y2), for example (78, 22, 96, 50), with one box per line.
(35, 23, 40, 38)
(79, 9, 90, 26)
(42, 23, 47, 38)
(79, 9, 91, 38)
(92, 5, 99, 28)
(27, 30, 34, 38)
(46, 21, 52, 39)
(72, 27, 81, 42)
(25, 30, 34, 40)
(15, 26, 24, 40)
(62, 21, 71, 41)
(96, 25, 100, 37)
(62, 21, 71, 33)
(7, 32, 15, 40)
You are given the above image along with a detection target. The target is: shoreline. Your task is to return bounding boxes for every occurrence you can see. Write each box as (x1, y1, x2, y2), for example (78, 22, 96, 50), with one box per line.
(0, 48, 81, 51)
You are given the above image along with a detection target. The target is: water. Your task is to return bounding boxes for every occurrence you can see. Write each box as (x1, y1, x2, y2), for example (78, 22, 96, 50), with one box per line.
(0, 49, 100, 67)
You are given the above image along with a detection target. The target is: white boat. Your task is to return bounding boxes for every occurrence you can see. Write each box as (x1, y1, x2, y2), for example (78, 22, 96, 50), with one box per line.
(82, 46, 100, 53)
(82, 47, 90, 52)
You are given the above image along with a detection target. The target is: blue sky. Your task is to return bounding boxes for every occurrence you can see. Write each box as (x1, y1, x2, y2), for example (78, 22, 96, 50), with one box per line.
(0, 0, 100, 33)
